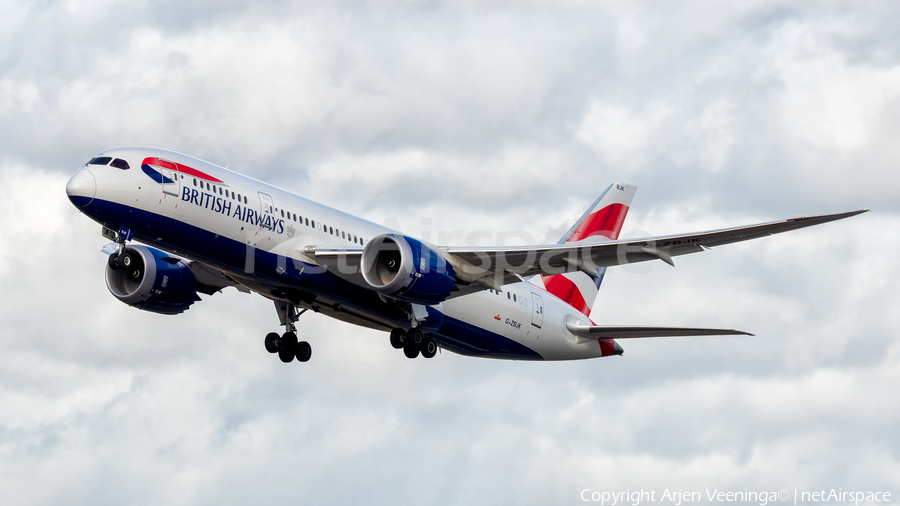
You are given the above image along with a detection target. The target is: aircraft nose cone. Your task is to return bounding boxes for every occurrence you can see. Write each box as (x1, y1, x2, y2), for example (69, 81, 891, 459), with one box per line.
(66, 167, 96, 207)
(613, 341, 624, 355)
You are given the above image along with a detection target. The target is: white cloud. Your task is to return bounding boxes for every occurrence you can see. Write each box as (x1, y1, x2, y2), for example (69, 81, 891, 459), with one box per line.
(1, 1, 899, 504)
(576, 100, 665, 172)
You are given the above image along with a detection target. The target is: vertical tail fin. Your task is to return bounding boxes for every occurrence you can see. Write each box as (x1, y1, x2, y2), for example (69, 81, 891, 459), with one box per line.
(557, 183, 637, 243)
(539, 183, 636, 317)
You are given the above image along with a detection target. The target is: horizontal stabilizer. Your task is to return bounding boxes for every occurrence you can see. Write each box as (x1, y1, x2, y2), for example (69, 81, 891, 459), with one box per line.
(566, 322, 753, 338)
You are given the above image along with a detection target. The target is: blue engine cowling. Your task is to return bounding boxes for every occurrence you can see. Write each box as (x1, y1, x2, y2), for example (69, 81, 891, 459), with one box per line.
(105, 245, 201, 315)
(361, 234, 457, 304)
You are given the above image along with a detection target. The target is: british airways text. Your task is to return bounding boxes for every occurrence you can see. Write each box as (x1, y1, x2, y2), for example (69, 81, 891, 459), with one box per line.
(181, 187, 285, 233)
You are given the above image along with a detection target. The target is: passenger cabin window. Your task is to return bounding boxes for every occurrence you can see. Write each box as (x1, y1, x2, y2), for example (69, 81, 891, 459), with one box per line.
(110, 158, 130, 170)
(89, 156, 112, 165)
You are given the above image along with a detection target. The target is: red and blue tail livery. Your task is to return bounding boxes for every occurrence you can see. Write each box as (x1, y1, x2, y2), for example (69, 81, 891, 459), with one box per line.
(66, 147, 867, 365)
(539, 183, 637, 318)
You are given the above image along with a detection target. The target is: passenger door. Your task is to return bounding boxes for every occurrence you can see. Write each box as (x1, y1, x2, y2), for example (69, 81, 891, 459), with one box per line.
(258, 192, 275, 230)
(531, 293, 544, 328)
(157, 159, 180, 197)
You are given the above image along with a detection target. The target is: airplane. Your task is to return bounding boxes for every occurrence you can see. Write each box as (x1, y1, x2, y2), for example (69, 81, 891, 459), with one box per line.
(65, 147, 867, 363)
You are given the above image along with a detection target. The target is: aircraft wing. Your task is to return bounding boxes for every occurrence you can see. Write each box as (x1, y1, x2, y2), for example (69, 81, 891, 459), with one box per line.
(444, 210, 868, 285)
(304, 210, 866, 296)
(187, 260, 250, 294)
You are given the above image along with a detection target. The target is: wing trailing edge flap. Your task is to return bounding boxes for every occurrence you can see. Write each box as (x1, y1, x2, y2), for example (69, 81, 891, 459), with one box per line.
(566, 322, 753, 338)
(302, 246, 362, 268)
(300, 246, 369, 288)
(188, 262, 249, 294)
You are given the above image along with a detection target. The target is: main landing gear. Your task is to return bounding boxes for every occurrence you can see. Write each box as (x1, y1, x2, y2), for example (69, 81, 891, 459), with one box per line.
(265, 301, 312, 363)
(390, 328, 438, 359)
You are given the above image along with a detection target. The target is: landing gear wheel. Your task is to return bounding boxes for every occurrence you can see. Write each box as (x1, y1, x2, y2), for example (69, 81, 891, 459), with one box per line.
(270, 301, 310, 363)
(296, 341, 312, 362)
(389, 329, 405, 349)
(278, 332, 297, 363)
(120, 251, 135, 269)
(280, 332, 298, 352)
(421, 338, 437, 358)
(408, 328, 424, 347)
(264, 332, 280, 353)
(122, 251, 144, 281)
(108, 253, 121, 270)
(403, 341, 420, 359)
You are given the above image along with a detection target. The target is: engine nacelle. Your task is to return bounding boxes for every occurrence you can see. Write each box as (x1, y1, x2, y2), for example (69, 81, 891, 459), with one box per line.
(105, 245, 201, 315)
(361, 234, 457, 304)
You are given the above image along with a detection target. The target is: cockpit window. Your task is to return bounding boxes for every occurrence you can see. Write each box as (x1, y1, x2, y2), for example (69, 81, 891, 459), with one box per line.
(89, 156, 112, 166)
(110, 158, 130, 170)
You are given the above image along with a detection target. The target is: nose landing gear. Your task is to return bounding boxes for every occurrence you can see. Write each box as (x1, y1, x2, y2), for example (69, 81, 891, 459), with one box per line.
(264, 301, 312, 363)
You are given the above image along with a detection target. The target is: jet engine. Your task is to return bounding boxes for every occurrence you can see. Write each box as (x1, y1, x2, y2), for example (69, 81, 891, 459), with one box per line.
(361, 234, 457, 304)
(105, 245, 201, 315)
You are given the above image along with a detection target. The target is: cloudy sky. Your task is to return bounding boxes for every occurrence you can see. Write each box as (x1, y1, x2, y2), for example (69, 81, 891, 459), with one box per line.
(1, 1, 898, 504)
